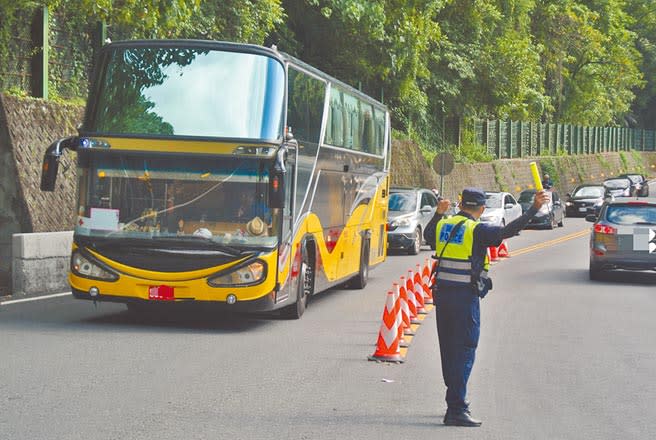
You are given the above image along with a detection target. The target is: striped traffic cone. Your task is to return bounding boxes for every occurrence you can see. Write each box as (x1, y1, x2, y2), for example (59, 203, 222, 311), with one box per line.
(368, 290, 404, 363)
(407, 269, 427, 314)
(394, 283, 415, 336)
(393, 289, 409, 347)
(417, 263, 433, 305)
(399, 278, 421, 325)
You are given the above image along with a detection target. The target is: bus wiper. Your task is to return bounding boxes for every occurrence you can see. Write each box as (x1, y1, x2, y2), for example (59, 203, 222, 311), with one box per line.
(150, 236, 244, 255)
(635, 222, 656, 225)
(84, 236, 244, 256)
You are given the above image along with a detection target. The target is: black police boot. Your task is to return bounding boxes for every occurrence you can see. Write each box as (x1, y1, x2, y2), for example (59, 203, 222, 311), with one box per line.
(444, 410, 482, 427)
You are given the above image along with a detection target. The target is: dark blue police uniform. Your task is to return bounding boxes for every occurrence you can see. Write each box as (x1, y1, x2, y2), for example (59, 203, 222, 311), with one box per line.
(433, 188, 538, 426)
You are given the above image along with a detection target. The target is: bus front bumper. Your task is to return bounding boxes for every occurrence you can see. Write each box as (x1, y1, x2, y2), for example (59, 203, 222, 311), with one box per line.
(71, 287, 280, 313)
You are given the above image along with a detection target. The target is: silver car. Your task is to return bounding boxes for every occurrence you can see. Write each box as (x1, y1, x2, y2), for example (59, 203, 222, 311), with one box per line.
(387, 188, 438, 255)
(587, 198, 656, 280)
(480, 191, 523, 227)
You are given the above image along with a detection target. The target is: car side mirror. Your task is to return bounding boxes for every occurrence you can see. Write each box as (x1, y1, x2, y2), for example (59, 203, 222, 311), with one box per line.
(420, 206, 432, 213)
(40, 136, 78, 191)
(553, 200, 561, 206)
(504, 203, 514, 209)
(585, 214, 597, 223)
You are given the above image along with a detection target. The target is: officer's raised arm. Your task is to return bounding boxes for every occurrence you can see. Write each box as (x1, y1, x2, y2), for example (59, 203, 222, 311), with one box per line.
(497, 190, 550, 239)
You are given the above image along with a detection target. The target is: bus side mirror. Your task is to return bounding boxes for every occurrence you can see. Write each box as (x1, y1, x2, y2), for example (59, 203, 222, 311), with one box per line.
(40, 136, 78, 192)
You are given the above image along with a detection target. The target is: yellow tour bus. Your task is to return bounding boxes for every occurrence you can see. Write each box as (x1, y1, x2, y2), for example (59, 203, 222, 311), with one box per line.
(40, 40, 391, 318)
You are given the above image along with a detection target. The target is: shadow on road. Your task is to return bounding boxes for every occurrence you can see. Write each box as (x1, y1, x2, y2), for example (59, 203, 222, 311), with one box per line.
(0, 301, 283, 334)
(79, 306, 278, 333)
(589, 269, 656, 285)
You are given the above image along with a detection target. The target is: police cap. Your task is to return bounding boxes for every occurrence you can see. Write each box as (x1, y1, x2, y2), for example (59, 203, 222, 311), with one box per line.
(461, 188, 486, 207)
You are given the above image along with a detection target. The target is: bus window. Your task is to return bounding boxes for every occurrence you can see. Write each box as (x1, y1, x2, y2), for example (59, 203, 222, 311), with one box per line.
(374, 108, 386, 156)
(361, 103, 375, 154)
(329, 88, 344, 147)
(343, 93, 359, 149)
(287, 68, 325, 144)
(287, 67, 325, 218)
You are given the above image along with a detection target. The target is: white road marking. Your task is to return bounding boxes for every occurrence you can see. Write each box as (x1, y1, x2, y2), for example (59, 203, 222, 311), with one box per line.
(0, 291, 71, 306)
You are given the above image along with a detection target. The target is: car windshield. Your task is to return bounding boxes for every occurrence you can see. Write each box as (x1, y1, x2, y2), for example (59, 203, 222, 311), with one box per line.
(485, 193, 502, 208)
(388, 192, 417, 212)
(518, 191, 535, 203)
(75, 151, 278, 247)
(604, 179, 630, 189)
(89, 46, 285, 140)
(624, 175, 643, 184)
(606, 205, 656, 225)
(573, 186, 604, 198)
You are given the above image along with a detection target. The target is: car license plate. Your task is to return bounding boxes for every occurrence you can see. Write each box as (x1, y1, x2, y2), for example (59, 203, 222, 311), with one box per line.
(148, 285, 175, 301)
(579, 207, 587, 212)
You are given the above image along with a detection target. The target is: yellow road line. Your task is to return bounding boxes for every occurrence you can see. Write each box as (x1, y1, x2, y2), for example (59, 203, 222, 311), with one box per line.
(510, 228, 589, 257)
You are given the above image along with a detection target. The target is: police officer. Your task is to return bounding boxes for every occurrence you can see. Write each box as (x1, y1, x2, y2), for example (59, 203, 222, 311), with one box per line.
(432, 187, 549, 427)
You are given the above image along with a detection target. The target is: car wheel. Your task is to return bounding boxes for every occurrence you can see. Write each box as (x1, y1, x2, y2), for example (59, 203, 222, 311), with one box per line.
(408, 227, 421, 255)
(547, 214, 555, 230)
(350, 240, 370, 289)
(589, 261, 603, 281)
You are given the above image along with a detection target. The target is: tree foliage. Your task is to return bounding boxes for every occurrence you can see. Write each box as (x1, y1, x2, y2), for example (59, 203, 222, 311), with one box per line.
(1, 0, 653, 140)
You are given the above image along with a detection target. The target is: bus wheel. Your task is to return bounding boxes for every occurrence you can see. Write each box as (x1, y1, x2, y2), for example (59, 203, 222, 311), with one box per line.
(351, 240, 370, 289)
(282, 252, 312, 319)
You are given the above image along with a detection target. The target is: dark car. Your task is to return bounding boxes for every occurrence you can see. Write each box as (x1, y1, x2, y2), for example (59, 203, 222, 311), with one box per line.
(387, 188, 438, 254)
(565, 184, 605, 217)
(617, 173, 649, 197)
(603, 177, 633, 199)
(518, 189, 565, 229)
(587, 198, 656, 280)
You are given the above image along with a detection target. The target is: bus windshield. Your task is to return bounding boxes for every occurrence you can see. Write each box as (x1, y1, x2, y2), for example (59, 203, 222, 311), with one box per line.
(89, 46, 285, 140)
(76, 152, 278, 248)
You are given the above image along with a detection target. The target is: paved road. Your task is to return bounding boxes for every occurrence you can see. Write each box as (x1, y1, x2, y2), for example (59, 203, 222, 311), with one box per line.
(1, 217, 655, 440)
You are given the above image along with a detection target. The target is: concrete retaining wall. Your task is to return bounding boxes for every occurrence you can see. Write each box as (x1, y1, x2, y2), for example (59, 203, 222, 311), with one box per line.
(11, 231, 73, 297)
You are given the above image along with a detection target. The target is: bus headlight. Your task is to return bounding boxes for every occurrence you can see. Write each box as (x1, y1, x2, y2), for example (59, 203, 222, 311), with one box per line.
(71, 251, 119, 281)
(208, 260, 266, 287)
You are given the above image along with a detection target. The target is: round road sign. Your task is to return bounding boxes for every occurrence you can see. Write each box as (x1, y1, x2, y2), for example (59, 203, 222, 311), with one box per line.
(432, 152, 455, 176)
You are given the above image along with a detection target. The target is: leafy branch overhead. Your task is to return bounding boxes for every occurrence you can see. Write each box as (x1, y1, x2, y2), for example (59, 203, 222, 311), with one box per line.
(0, 0, 654, 148)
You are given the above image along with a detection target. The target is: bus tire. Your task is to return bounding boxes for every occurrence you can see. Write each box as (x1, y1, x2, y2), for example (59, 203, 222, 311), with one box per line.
(282, 249, 312, 319)
(351, 240, 370, 290)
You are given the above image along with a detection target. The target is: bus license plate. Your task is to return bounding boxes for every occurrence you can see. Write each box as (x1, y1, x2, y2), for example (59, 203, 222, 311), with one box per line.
(148, 285, 175, 301)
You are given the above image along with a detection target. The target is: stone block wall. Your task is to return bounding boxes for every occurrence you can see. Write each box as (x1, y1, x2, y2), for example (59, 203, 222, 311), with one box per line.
(0, 94, 83, 295)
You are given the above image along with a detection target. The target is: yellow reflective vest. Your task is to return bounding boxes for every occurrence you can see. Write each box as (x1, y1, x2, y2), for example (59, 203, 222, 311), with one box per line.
(434, 214, 489, 286)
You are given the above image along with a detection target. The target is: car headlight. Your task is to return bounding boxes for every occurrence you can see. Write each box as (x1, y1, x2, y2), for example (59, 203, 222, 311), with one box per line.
(565, 201, 573, 207)
(71, 251, 118, 281)
(208, 260, 266, 287)
(594, 200, 603, 206)
(390, 217, 412, 228)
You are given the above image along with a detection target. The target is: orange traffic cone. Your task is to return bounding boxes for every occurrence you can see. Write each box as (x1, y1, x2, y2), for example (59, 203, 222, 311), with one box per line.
(407, 269, 427, 314)
(399, 277, 421, 325)
(393, 289, 409, 347)
(368, 290, 404, 363)
(394, 283, 415, 336)
(488, 245, 499, 262)
(418, 263, 433, 305)
(498, 240, 510, 258)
